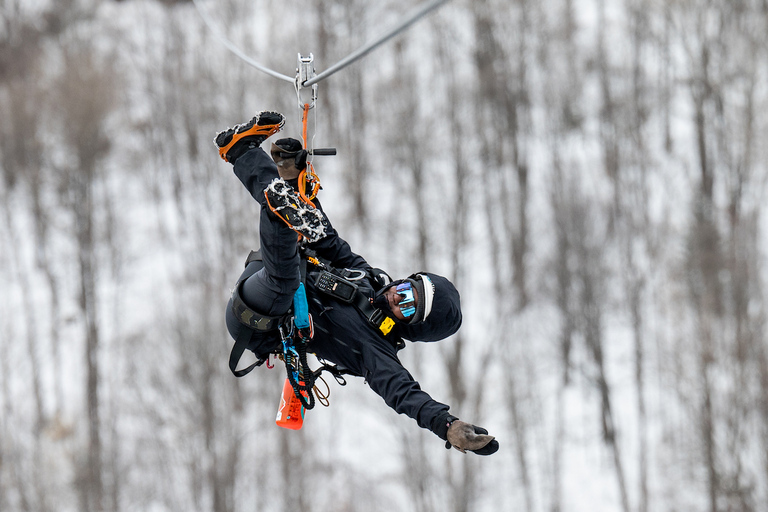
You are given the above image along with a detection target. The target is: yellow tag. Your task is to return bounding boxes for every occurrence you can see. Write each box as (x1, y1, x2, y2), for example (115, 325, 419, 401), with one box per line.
(379, 317, 395, 335)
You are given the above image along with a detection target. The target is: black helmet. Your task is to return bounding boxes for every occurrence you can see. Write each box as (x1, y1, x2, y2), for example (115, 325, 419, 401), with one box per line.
(398, 273, 462, 342)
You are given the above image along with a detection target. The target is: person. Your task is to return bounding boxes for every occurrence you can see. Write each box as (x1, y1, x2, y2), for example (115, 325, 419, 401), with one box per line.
(215, 111, 498, 455)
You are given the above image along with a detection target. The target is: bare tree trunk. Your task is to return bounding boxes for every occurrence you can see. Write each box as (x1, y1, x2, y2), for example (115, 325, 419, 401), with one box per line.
(0, 221, 8, 510)
(55, 40, 116, 512)
(660, 1, 674, 154)
(0, 96, 48, 440)
(760, 330, 768, 505)
(473, 0, 531, 310)
(401, 433, 437, 512)
(278, 429, 310, 512)
(1, 195, 40, 512)
(347, 66, 368, 229)
(676, 8, 729, 510)
(0, 8, 58, 508)
(579, 251, 631, 512)
(75, 161, 105, 512)
(567, 184, 630, 512)
(626, 3, 653, 509)
(510, 0, 532, 311)
(595, 0, 622, 238)
(629, 274, 649, 512)
(472, 2, 538, 501)
(549, 155, 576, 512)
(336, 0, 370, 232)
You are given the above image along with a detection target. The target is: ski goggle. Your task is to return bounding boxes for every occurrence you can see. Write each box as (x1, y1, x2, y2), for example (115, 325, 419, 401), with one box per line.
(396, 282, 417, 318)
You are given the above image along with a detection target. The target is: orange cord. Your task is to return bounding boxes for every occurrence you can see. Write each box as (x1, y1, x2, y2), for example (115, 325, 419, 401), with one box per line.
(299, 103, 321, 204)
(301, 103, 310, 148)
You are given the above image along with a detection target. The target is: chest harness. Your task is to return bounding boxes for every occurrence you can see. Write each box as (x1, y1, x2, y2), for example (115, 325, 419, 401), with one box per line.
(228, 248, 401, 410)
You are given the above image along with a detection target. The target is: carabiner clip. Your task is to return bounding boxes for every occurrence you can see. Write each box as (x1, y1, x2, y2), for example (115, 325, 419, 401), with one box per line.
(278, 318, 294, 342)
(343, 269, 367, 281)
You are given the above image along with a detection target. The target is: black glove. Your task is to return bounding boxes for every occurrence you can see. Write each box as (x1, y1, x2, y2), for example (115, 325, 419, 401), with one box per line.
(368, 267, 392, 291)
(272, 138, 309, 171)
(445, 420, 499, 456)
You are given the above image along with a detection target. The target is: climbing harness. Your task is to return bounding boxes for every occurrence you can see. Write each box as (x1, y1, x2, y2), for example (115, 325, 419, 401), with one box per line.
(227, 246, 402, 419)
(227, 249, 356, 414)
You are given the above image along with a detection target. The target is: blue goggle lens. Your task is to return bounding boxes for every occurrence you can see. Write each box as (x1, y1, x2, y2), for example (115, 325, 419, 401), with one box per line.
(396, 282, 416, 318)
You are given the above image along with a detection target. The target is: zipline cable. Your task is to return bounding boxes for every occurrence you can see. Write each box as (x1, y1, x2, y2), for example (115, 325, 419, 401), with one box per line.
(191, 0, 451, 87)
(191, 0, 294, 83)
(304, 0, 451, 87)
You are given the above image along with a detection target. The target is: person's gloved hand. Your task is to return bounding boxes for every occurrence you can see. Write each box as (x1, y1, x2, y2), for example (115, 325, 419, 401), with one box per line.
(270, 138, 306, 179)
(368, 268, 392, 290)
(446, 420, 499, 455)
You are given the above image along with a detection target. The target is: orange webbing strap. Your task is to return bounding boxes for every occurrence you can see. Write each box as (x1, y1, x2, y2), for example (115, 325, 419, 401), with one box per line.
(301, 103, 310, 147)
(299, 103, 321, 204)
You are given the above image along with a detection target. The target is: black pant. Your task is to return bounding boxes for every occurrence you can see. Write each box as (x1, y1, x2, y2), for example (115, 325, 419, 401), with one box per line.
(234, 147, 301, 316)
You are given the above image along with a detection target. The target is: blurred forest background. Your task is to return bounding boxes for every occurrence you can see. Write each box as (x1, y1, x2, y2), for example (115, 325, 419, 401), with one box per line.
(2, 0, 768, 511)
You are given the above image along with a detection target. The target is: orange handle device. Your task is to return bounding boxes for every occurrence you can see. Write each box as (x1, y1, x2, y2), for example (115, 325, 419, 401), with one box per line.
(276, 378, 306, 430)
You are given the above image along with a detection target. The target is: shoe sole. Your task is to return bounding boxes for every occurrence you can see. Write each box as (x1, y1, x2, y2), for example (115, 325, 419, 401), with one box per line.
(264, 179, 328, 242)
(216, 112, 285, 162)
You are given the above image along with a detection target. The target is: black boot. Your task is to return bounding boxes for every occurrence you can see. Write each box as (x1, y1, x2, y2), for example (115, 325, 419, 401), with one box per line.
(215, 111, 285, 164)
(264, 178, 328, 242)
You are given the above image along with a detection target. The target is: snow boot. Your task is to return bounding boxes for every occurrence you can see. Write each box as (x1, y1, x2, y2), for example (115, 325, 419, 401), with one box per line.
(264, 178, 328, 242)
(446, 420, 498, 455)
(215, 111, 285, 164)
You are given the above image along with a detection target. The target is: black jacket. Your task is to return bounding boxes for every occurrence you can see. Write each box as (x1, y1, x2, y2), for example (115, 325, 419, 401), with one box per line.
(228, 223, 453, 433)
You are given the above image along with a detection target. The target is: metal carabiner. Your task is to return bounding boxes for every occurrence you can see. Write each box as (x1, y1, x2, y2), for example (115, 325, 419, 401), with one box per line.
(343, 269, 368, 281)
(278, 318, 294, 342)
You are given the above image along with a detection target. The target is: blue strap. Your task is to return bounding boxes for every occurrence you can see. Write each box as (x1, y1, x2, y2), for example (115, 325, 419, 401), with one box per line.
(293, 282, 311, 329)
